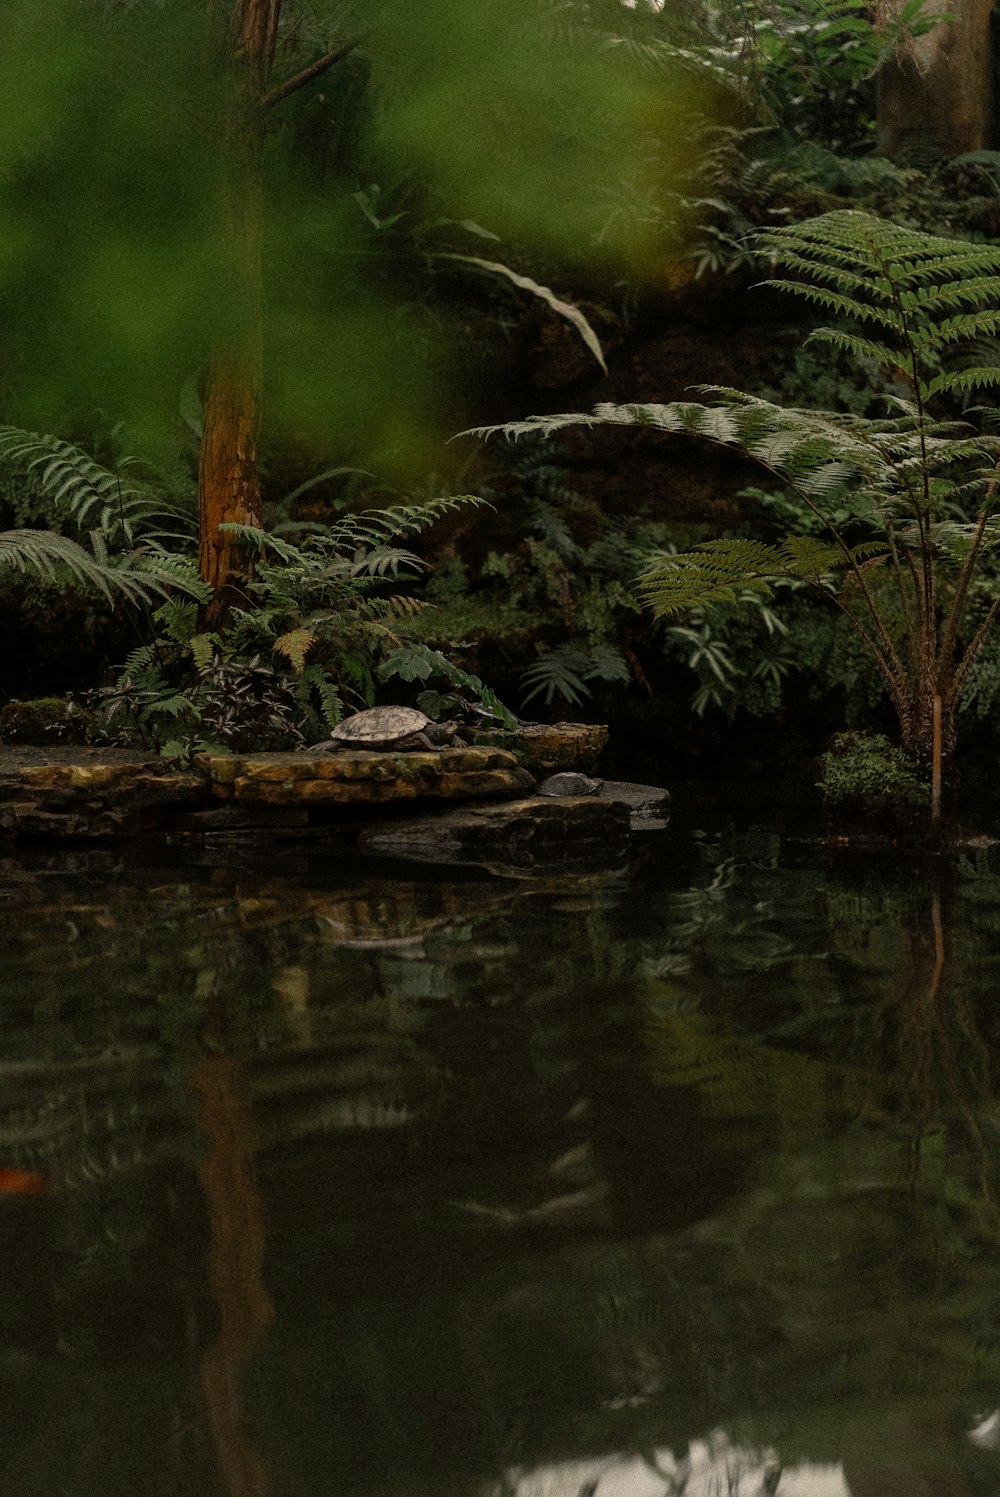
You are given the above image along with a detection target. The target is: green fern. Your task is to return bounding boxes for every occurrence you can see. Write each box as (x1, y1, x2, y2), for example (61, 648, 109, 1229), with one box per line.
(0, 425, 195, 547)
(0, 528, 182, 605)
(0, 425, 205, 606)
(476, 211, 1000, 783)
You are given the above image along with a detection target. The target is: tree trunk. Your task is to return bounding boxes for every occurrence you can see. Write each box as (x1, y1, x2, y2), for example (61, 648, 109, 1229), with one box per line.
(876, 0, 996, 157)
(199, 0, 281, 626)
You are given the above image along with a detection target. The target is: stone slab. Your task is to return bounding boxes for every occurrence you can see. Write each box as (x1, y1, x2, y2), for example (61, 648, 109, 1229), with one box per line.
(357, 796, 631, 871)
(0, 749, 207, 839)
(200, 746, 535, 806)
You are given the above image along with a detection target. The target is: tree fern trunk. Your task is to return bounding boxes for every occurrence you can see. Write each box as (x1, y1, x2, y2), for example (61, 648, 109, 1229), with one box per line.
(876, 0, 995, 157)
(198, 0, 280, 626)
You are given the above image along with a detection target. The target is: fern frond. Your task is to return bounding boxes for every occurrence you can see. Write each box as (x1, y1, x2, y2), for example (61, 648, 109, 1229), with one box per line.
(637, 539, 820, 617)
(325, 494, 491, 549)
(120, 549, 210, 601)
(766, 280, 904, 332)
(347, 545, 427, 577)
(189, 633, 217, 670)
(925, 367, 1000, 399)
(808, 328, 910, 375)
(273, 627, 316, 674)
(0, 528, 134, 602)
(295, 663, 344, 731)
(380, 594, 431, 617)
(0, 426, 193, 545)
(219, 524, 305, 564)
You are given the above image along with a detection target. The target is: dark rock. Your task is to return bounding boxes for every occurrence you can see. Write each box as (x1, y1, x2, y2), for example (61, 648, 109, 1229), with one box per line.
(201, 746, 534, 807)
(0, 749, 206, 839)
(357, 796, 631, 872)
(598, 780, 671, 831)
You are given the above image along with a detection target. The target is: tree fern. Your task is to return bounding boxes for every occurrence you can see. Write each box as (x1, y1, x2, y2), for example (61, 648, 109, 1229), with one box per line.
(475, 211, 1000, 780)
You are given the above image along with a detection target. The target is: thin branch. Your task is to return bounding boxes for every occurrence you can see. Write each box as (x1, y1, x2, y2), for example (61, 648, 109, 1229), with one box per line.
(261, 38, 360, 110)
(950, 590, 1000, 705)
(936, 459, 1000, 682)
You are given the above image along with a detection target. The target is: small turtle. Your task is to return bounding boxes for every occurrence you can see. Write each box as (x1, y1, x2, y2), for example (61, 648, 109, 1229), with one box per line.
(308, 706, 462, 753)
(536, 771, 604, 797)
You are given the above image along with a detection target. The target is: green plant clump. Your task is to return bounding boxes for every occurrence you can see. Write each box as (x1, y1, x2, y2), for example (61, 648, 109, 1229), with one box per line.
(0, 696, 91, 745)
(819, 731, 930, 827)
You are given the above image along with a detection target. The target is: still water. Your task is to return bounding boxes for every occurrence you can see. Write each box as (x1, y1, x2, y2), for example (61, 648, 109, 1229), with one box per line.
(3, 804, 1000, 1497)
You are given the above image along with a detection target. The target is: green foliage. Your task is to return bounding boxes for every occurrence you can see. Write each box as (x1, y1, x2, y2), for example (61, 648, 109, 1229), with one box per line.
(85, 488, 507, 751)
(520, 640, 632, 709)
(0, 696, 90, 745)
(477, 211, 1000, 774)
(819, 731, 930, 824)
(401, 452, 670, 713)
(88, 653, 307, 757)
(696, 0, 950, 151)
(0, 0, 703, 452)
(0, 424, 205, 607)
(665, 592, 793, 717)
(375, 643, 515, 727)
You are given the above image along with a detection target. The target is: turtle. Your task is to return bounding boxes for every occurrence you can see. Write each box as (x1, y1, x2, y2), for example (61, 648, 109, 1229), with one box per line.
(536, 771, 604, 797)
(308, 706, 463, 753)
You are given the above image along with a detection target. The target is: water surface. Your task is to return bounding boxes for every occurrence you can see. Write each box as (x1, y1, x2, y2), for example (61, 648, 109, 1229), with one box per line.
(2, 813, 1000, 1496)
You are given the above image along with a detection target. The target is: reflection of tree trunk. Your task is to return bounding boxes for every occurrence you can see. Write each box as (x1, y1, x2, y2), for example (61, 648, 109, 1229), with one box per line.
(192, 1054, 274, 1497)
(873, 892, 998, 1212)
(199, 0, 280, 625)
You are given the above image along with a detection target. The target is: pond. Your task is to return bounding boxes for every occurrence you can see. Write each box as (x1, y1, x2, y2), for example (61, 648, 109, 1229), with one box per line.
(2, 797, 1000, 1497)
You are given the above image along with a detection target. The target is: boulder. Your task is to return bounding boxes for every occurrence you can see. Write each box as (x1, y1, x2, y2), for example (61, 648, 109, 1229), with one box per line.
(598, 780, 671, 831)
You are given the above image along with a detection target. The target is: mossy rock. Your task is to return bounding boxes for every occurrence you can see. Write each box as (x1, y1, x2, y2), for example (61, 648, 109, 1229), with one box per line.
(470, 721, 608, 773)
(0, 696, 92, 746)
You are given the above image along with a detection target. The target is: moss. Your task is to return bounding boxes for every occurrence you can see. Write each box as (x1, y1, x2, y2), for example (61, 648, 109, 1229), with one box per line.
(0, 696, 92, 745)
(819, 731, 930, 838)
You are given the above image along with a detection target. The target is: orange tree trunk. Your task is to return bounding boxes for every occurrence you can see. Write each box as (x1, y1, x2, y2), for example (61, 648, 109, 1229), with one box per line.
(199, 0, 281, 626)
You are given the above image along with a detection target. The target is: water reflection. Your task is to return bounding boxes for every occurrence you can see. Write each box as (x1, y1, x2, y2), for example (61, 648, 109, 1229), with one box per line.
(192, 1055, 273, 1497)
(0, 835, 1000, 1495)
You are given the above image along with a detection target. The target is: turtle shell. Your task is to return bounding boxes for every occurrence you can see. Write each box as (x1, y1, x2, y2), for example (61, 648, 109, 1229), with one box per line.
(327, 705, 432, 748)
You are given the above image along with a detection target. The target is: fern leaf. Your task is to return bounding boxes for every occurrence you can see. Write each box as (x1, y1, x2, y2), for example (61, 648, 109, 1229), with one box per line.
(0, 529, 125, 601)
(925, 366, 1000, 399)
(808, 328, 910, 375)
(273, 627, 317, 674)
(189, 633, 217, 670)
(347, 545, 427, 577)
(765, 279, 905, 332)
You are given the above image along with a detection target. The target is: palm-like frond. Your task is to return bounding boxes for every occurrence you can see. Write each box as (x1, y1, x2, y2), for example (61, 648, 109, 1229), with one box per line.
(473, 210, 1000, 765)
(0, 425, 195, 546)
(637, 537, 842, 616)
(0, 529, 153, 603)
